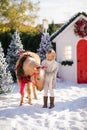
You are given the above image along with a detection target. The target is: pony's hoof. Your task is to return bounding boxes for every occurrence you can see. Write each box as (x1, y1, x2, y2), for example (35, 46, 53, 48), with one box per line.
(19, 101, 24, 106)
(34, 97, 38, 100)
(19, 103, 23, 106)
(28, 102, 33, 105)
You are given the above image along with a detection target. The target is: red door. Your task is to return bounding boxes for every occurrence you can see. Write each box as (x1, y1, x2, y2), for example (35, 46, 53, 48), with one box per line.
(77, 39, 87, 83)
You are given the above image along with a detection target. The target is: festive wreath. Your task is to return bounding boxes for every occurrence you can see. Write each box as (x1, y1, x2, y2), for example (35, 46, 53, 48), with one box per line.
(74, 18, 87, 37)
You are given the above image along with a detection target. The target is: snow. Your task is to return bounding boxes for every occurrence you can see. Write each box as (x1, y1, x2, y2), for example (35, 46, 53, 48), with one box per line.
(0, 81, 87, 130)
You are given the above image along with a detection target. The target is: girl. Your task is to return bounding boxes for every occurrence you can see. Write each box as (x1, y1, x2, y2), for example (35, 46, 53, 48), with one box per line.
(42, 49, 59, 109)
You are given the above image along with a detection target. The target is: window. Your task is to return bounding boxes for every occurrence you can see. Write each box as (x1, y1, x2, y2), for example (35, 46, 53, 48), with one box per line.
(63, 46, 72, 59)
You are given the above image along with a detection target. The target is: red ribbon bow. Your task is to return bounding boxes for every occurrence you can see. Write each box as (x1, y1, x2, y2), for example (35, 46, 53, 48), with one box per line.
(36, 66, 47, 70)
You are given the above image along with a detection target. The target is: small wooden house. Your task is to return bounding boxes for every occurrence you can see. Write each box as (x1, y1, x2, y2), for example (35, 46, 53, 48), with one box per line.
(50, 12, 87, 83)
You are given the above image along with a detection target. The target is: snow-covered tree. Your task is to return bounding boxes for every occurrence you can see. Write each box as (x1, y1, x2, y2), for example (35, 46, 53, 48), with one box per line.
(0, 42, 13, 94)
(6, 30, 24, 81)
(37, 33, 53, 61)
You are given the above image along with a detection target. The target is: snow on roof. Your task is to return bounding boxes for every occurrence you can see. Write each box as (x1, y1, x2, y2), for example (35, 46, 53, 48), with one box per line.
(50, 12, 87, 41)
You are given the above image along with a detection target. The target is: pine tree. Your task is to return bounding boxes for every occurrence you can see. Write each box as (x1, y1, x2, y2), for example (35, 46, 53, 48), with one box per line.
(48, 20, 58, 35)
(37, 33, 53, 61)
(0, 42, 13, 94)
(6, 30, 24, 81)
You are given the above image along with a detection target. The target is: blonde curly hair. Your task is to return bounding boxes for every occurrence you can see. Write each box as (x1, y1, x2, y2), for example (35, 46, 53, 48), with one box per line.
(46, 49, 56, 60)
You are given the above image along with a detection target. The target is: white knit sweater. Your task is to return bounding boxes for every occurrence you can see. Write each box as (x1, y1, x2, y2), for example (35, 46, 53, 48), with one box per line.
(42, 59, 59, 88)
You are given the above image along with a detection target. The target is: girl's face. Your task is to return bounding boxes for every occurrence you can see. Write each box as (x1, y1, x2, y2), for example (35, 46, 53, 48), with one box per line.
(46, 53, 54, 61)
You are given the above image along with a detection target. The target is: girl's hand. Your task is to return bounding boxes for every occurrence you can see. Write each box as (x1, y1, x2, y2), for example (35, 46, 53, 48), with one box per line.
(42, 66, 47, 69)
(36, 66, 47, 70)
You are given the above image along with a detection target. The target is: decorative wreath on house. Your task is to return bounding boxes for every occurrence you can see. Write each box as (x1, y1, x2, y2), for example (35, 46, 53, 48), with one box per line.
(74, 18, 87, 37)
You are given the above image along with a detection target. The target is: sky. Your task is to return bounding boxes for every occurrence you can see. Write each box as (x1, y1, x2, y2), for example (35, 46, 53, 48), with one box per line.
(32, 0, 87, 24)
(0, 81, 87, 130)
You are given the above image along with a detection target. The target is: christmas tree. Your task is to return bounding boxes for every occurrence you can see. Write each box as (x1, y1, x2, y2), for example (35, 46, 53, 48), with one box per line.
(6, 30, 24, 81)
(0, 42, 13, 94)
(37, 33, 53, 61)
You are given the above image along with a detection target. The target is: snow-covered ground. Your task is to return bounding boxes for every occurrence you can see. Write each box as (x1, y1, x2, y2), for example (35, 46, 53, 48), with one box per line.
(0, 81, 87, 130)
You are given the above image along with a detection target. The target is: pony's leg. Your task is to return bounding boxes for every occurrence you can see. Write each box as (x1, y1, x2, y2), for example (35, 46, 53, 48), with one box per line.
(17, 79, 21, 88)
(27, 82, 32, 105)
(20, 96, 24, 106)
(32, 84, 38, 99)
(17, 80, 24, 106)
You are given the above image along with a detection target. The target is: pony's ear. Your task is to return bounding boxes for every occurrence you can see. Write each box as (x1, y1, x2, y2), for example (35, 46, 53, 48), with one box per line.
(18, 50, 26, 57)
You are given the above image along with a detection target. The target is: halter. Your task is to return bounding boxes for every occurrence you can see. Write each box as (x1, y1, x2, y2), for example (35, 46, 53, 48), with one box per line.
(30, 72, 38, 87)
(30, 66, 46, 89)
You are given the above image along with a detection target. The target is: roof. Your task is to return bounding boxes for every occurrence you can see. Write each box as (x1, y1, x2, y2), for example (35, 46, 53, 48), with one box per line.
(50, 12, 87, 41)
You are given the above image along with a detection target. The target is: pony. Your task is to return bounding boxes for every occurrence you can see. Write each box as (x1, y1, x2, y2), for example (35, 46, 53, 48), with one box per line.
(15, 51, 45, 106)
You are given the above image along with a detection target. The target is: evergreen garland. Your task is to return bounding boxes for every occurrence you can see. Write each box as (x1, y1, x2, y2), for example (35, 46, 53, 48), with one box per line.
(61, 60, 74, 66)
(50, 12, 87, 40)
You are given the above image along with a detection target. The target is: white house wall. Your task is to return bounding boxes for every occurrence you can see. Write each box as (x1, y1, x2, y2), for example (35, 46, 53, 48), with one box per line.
(53, 18, 87, 82)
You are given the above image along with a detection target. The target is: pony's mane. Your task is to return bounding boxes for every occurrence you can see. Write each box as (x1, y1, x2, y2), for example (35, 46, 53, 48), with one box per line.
(16, 54, 31, 79)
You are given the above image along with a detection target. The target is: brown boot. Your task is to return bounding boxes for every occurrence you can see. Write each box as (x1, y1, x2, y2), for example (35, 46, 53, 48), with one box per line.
(49, 97, 54, 109)
(42, 96, 48, 108)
